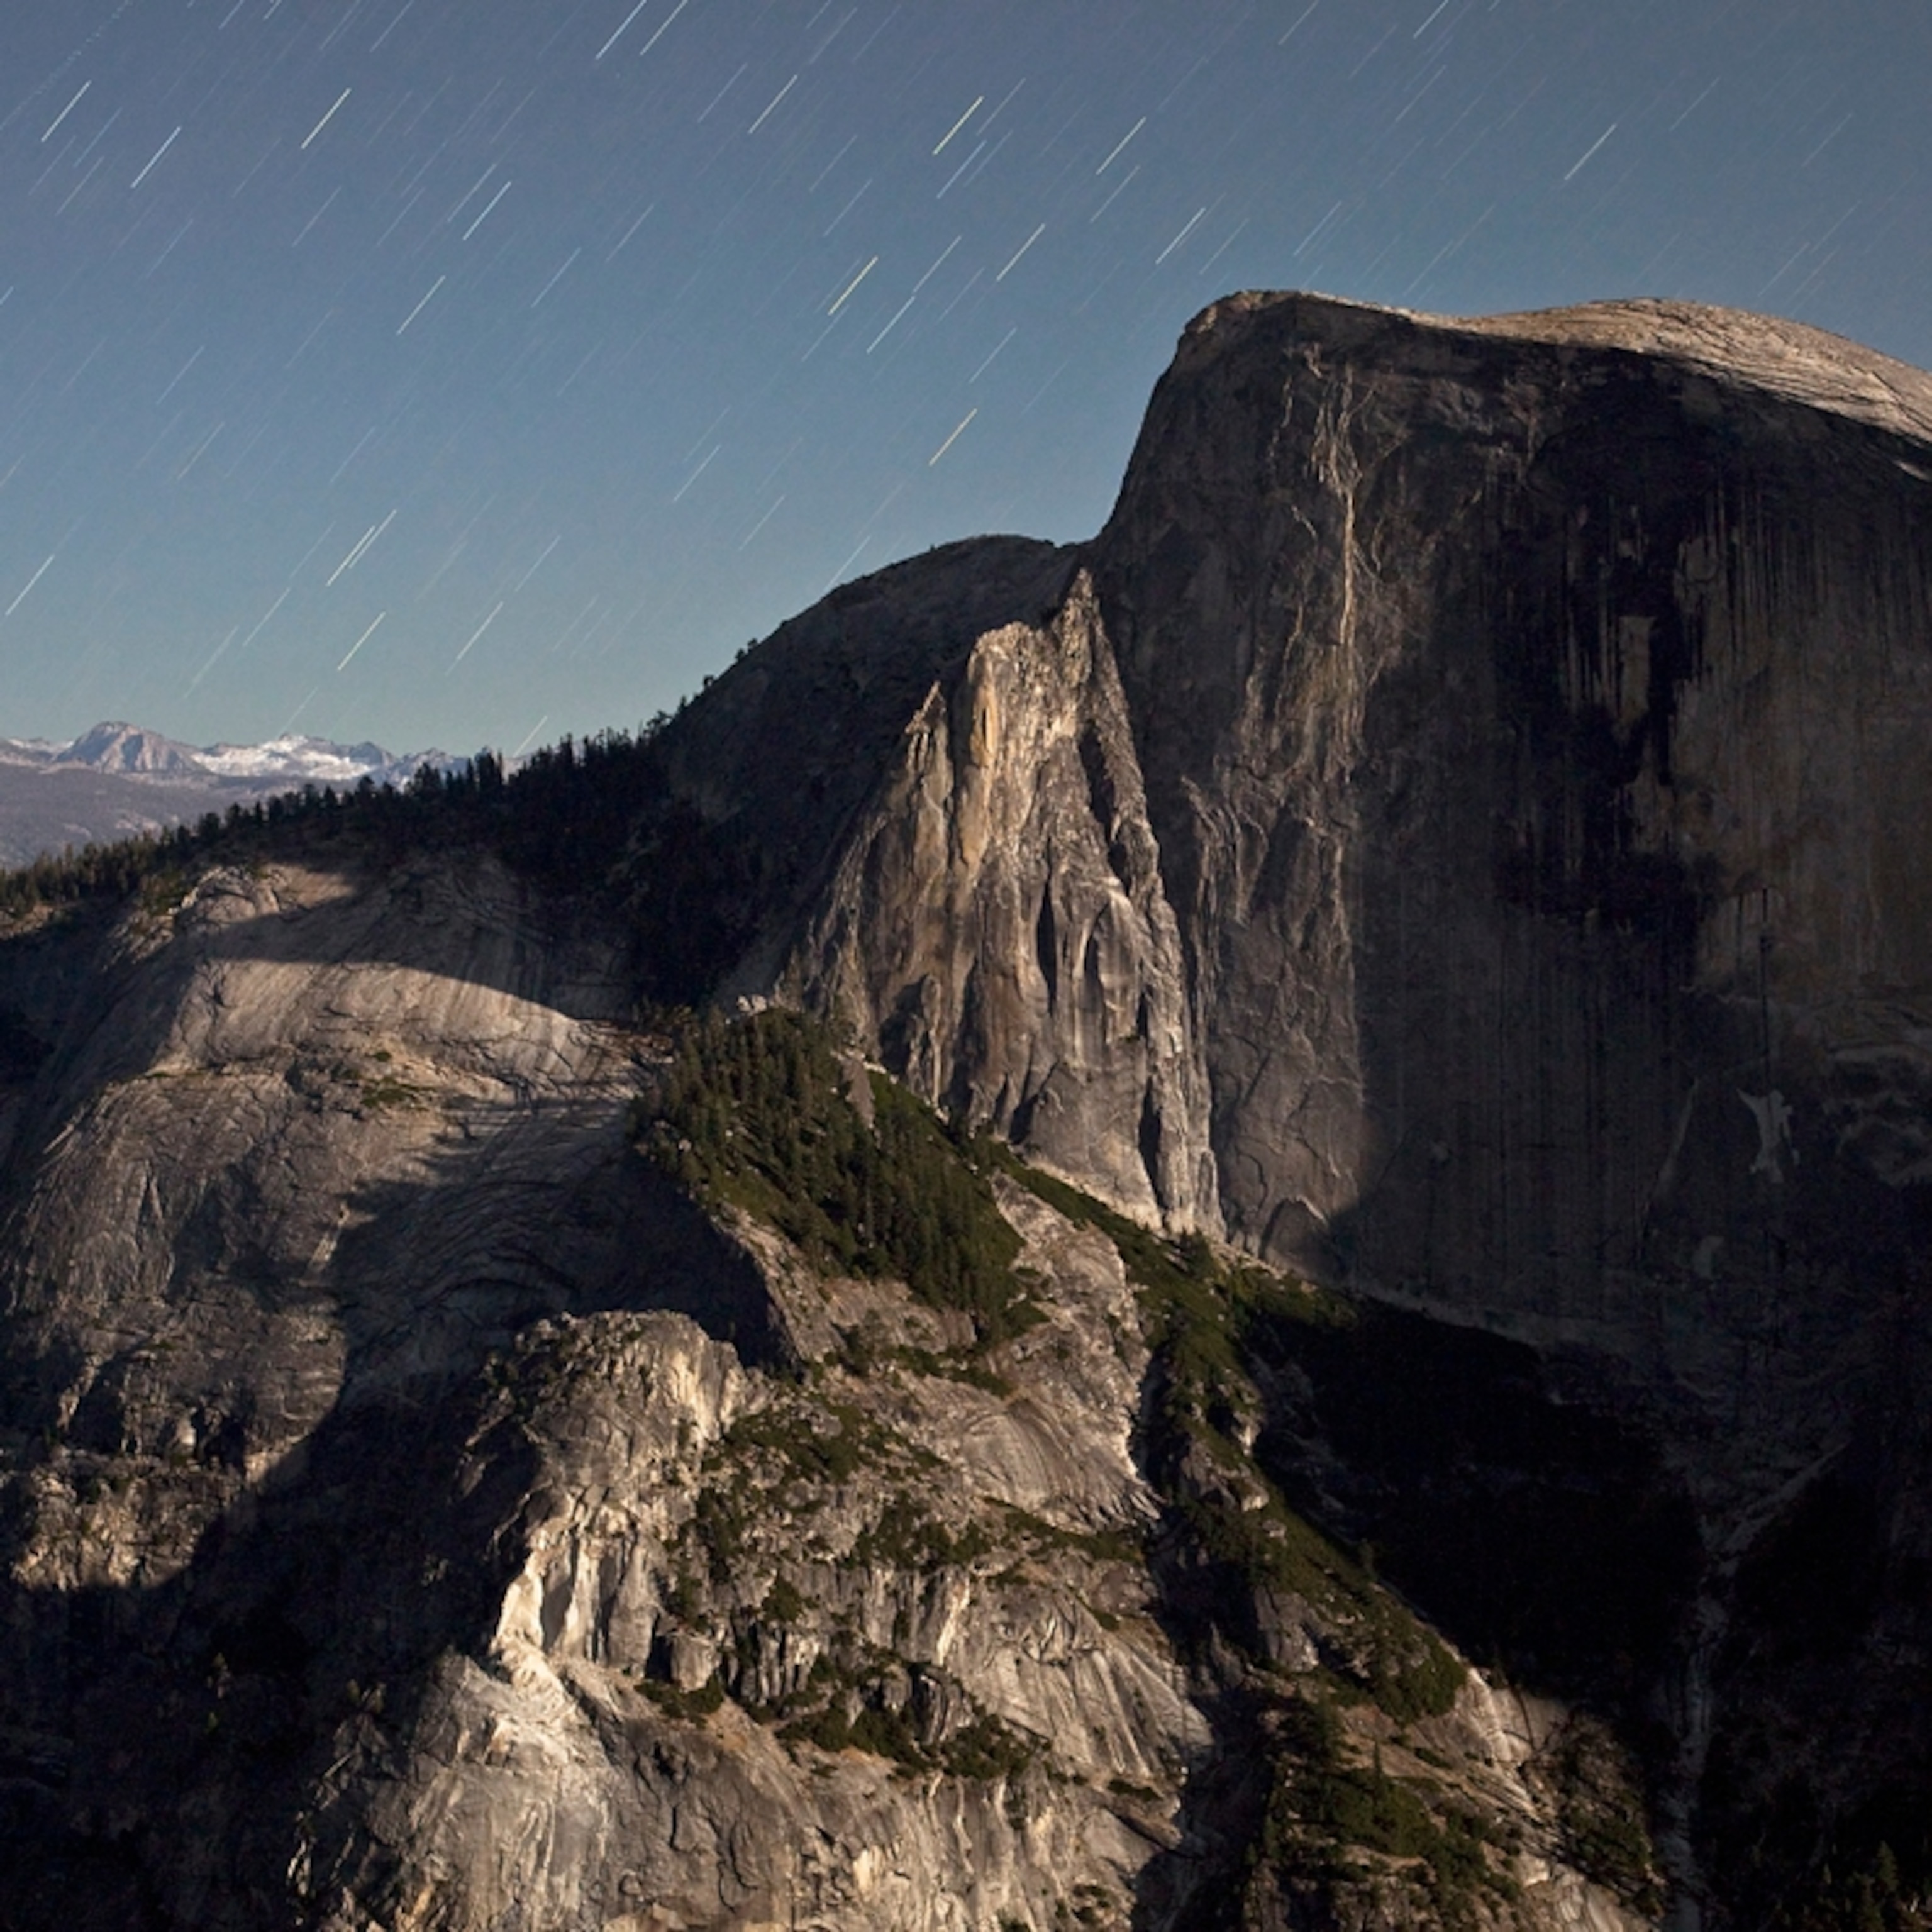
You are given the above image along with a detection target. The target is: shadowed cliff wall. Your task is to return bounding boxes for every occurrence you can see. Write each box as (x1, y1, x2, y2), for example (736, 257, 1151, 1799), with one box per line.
(1085, 293, 1932, 1340)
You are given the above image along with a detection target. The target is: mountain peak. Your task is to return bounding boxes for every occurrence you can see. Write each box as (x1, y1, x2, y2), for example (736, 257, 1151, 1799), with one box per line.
(1177, 287, 1932, 445)
(53, 721, 205, 775)
(0, 719, 454, 867)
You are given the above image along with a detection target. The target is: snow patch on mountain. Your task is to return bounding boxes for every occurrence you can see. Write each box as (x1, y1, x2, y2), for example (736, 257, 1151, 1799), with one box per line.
(9, 721, 448, 786)
(0, 721, 462, 867)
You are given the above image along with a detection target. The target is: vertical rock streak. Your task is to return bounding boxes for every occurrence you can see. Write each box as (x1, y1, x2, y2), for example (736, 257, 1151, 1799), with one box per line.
(784, 575, 1218, 1231)
(1069, 296, 1932, 1346)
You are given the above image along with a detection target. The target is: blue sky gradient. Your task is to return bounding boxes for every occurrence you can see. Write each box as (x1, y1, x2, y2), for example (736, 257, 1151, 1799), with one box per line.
(1, 0, 1926, 753)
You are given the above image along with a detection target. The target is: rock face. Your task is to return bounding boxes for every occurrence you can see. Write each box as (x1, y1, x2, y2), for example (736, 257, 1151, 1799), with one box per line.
(1089, 292, 1932, 1305)
(4, 291, 1932, 1929)
(786, 574, 1218, 1233)
(0, 860, 1648, 1932)
(693, 294, 1932, 1308)
(655, 292, 1932, 1925)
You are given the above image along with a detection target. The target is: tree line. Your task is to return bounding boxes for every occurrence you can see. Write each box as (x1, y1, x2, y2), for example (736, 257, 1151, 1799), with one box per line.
(638, 1007, 1036, 1347)
(0, 721, 763, 1006)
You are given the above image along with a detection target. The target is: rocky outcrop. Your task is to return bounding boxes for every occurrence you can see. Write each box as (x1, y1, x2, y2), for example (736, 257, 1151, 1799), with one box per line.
(657, 535, 1075, 984)
(1087, 292, 1932, 1311)
(6, 290, 1932, 1928)
(301, 1219, 1199, 1932)
(786, 575, 1216, 1231)
(0, 858, 1643, 1931)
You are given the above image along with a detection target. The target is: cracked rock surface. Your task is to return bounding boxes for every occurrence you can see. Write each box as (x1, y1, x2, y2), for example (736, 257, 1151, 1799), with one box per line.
(0, 855, 1643, 1931)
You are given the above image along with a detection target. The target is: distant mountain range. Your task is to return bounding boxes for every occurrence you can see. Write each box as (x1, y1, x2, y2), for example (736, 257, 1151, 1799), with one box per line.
(0, 721, 452, 867)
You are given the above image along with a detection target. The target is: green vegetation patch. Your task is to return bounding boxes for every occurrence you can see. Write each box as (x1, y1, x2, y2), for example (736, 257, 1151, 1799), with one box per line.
(981, 1142, 1462, 1724)
(637, 1008, 1040, 1345)
(1258, 1697, 1518, 1928)
(1188, 1494, 1465, 1724)
(980, 1139, 1350, 1339)
(684, 1480, 758, 1581)
(779, 1682, 1038, 1782)
(994, 1502, 1144, 1568)
(358, 1074, 431, 1111)
(760, 1577, 808, 1624)
(681, 1391, 963, 1582)
(1541, 1716, 1665, 1916)
(853, 1494, 991, 1570)
(638, 1675, 726, 1721)
(749, 1623, 1043, 1769)
(137, 868, 192, 916)
(719, 1395, 921, 1487)
(1775, 1845, 1932, 1932)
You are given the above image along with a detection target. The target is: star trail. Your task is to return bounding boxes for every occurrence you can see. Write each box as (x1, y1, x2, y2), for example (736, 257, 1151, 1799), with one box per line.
(1, 0, 1928, 756)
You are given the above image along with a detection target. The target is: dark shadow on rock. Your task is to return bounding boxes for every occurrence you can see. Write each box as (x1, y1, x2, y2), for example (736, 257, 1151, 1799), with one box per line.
(1694, 1284, 1932, 1923)
(653, 535, 1077, 965)
(1124, 1297, 1707, 1931)
(1111, 1496, 1262, 1931)
(1247, 1302, 1702, 1723)
(301, 1096, 786, 1386)
(0, 1369, 540, 1932)
(1126, 1641, 1273, 1932)
(1314, 353, 1932, 1916)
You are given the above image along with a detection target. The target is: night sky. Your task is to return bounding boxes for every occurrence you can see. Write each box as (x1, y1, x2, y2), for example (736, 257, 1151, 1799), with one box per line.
(3, 1, 1928, 757)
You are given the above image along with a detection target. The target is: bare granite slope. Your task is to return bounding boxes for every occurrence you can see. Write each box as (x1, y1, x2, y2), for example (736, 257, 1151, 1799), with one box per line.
(0, 858, 1641, 1931)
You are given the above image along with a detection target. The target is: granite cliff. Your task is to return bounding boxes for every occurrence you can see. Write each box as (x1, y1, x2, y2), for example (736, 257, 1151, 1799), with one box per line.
(0, 859, 1649, 1932)
(4, 292, 1932, 1930)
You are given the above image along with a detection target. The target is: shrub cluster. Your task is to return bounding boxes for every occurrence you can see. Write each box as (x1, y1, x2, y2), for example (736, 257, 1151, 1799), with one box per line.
(638, 1008, 1037, 1345)
(1258, 1697, 1516, 1927)
(778, 1682, 1035, 1783)
(1775, 1843, 1932, 1932)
